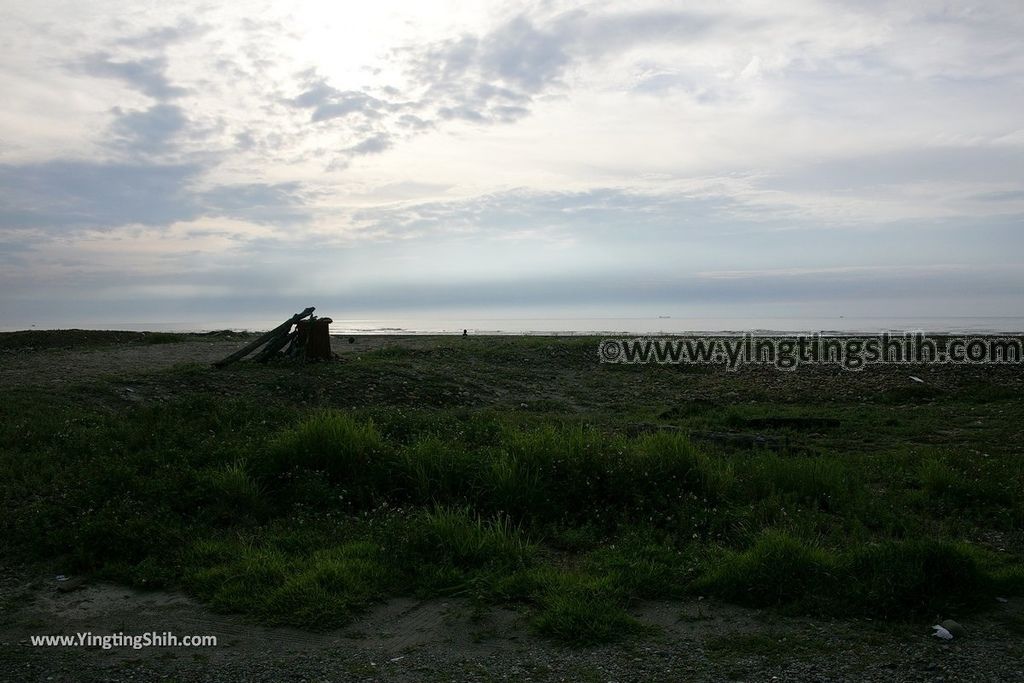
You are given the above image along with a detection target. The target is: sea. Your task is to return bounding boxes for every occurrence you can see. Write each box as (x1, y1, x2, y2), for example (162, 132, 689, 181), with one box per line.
(10, 316, 1024, 336)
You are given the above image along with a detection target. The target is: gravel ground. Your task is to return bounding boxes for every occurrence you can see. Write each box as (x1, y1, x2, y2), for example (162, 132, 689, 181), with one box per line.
(1, 570, 1022, 682)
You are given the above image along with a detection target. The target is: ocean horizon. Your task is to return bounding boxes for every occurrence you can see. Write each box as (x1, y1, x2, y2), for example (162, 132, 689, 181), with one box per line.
(5, 315, 1023, 336)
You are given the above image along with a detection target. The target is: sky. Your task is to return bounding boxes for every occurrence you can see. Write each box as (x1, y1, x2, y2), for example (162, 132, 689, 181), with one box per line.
(1, 0, 1022, 329)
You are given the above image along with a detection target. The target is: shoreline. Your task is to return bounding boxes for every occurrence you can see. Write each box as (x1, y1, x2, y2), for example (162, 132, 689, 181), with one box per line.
(4, 326, 1024, 337)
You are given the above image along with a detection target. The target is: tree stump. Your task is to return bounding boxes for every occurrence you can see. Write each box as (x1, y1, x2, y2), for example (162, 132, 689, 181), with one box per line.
(296, 317, 333, 361)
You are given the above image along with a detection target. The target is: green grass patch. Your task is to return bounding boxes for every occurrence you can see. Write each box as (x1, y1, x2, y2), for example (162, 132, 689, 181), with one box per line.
(697, 531, 1009, 617)
(2, 350, 1023, 647)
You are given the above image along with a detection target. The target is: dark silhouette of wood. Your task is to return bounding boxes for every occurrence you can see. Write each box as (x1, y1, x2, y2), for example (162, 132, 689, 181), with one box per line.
(303, 317, 333, 361)
(288, 320, 310, 358)
(253, 329, 296, 363)
(213, 307, 314, 368)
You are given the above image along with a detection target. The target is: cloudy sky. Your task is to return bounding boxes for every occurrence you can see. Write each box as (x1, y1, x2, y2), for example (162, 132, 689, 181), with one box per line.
(1, 0, 1022, 329)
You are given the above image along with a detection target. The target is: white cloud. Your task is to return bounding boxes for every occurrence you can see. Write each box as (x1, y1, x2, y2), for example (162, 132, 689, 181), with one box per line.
(0, 0, 1022, 324)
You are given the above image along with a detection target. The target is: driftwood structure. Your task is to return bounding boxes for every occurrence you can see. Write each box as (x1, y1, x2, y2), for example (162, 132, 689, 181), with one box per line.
(213, 307, 335, 368)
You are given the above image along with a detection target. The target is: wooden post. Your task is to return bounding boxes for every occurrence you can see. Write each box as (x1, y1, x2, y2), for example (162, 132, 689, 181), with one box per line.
(304, 317, 333, 361)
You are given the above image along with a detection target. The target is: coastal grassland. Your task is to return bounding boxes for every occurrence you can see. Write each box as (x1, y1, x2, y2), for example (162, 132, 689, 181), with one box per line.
(1, 333, 1022, 645)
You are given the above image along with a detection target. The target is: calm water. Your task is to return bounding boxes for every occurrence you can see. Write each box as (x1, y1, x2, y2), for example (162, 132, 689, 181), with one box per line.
(13, 316, 1024, 335)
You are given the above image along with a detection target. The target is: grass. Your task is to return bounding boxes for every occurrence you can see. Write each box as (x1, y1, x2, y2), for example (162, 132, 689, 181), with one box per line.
(0, 328, 195, 350)
(187, 537, 396, 628)
(1, 335, 1023, 646)
(531, 588, 644, 646)
(694, 531, 1007, 617)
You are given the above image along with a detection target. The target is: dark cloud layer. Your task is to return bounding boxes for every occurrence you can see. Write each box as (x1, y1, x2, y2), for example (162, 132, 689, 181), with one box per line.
(199, 182, 311, 225)
(0, 161, 202, 229)
(5, 256, 1020, 325)
(114, 18, 207, 49)
(0, 161, 310, 230)
(290, 80, 398, 123)
(7, 26, 312, 233)
(401, 9, 720, 125)
(77, 53, 187, 100)
(763, 145, 1024, 192)
(109, 103, 189, 153)
(282, 8, 724, 167)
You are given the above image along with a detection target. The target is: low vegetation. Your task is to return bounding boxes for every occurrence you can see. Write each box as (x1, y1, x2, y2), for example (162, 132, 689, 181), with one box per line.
(1, 334, 1022, 645)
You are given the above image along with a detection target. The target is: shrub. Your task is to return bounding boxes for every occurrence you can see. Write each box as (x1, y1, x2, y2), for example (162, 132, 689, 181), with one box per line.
(530, 571, 644, 645)
(628, 431, 734, 506)
(186, 539, 393, 629)
(396, 435, 478, 505)
(697, 533, 999, 617)
(919, 457, 1013, 509)
(742, 455, 856, 511)
(258, 412, 388, 505)
(842, 540, 986, 616)
(196, 459, 266, 522)
(583, 535, 694, 599)
(477, 427, 731, 523)
(403, 506, 534, 571)
(695, 532, 833, 607)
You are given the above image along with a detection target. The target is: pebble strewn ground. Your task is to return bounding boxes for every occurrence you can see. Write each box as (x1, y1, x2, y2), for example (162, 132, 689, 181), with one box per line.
(1, 574, 1022, 682)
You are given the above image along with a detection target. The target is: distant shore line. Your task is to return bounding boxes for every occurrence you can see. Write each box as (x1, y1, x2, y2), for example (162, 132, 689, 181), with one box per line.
(4, 327, 1024, 337)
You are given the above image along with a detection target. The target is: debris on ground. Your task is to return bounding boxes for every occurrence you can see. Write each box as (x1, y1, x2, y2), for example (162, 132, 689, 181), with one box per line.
(55, 575, 87, 593)
(213, 307, 336, 367)
(939, 619, 965, 638)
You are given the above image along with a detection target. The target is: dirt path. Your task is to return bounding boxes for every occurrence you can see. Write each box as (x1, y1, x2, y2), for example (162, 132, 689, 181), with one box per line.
(2, 569, 1022, 682)
(0, 340, 238, 389)
(0, 336, 443, 389)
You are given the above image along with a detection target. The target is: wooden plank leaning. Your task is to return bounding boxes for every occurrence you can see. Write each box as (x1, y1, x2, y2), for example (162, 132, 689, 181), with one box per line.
(212, 307, 315, 368)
